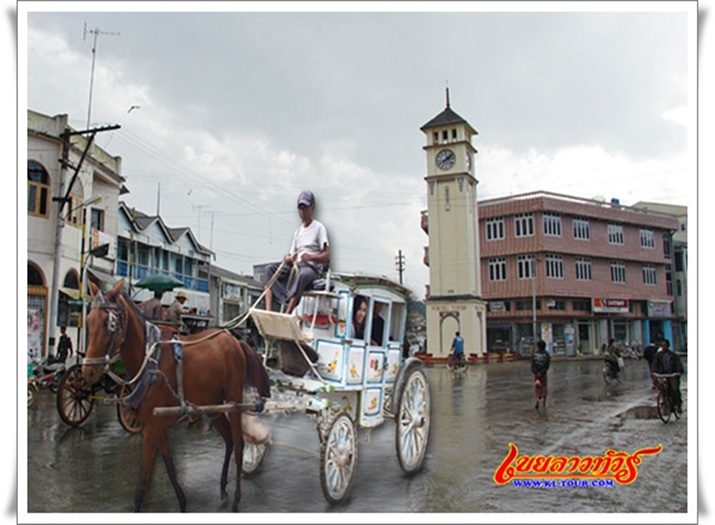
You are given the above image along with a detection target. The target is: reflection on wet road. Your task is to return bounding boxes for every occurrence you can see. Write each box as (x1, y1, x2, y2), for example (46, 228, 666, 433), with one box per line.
(26, 358, 688, 514)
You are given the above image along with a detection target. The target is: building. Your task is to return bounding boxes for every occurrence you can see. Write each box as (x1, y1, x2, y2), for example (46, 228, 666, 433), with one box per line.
(420, 94, 488, 358)
(27, 110, 126, 360)
(209, 264, 263, 340)
(632, 201, 688, 351)
(477, 191, 681, 356)
(115, 202, 214, 315)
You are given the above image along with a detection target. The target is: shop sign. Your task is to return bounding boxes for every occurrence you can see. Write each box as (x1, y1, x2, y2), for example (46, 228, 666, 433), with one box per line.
(592, 298, 628, 313)
(489, 301, 506, 312)
(647, 300, 672, 318)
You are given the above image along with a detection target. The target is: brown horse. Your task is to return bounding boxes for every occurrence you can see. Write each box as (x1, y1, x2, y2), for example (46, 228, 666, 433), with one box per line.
(82, 279, 271, 512)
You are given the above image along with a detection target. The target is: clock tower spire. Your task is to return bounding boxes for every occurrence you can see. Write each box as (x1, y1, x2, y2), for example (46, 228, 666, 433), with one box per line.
(420, 95, 487, 359)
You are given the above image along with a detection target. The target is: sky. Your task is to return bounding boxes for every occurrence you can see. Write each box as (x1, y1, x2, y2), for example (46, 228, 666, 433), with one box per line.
(19, 1, 697, 300)
(11, 1, 714, 523)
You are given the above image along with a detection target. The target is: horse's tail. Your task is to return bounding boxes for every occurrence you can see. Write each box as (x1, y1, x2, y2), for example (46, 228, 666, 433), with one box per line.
(238, 340, 272, 400)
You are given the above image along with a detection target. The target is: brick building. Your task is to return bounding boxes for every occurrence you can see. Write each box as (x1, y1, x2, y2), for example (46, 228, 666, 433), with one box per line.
(477, 191, 681, 357)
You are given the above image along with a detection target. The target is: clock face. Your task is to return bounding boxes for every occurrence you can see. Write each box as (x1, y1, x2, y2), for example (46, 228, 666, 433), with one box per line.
(436, 149, 456, 170)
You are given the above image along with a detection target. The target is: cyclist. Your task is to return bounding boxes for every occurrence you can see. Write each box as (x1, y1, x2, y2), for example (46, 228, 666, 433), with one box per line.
(531, 340, 551, 410)
(450, 331, 465, 367)
(653, 339, 684, 414)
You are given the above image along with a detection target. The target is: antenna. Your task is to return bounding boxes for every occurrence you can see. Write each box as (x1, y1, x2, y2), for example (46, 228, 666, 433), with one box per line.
(84, 23, 120, 130)
(445, 80, 450, 108)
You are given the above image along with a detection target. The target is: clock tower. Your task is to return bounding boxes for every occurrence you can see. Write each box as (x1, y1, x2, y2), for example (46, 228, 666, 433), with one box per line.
(421, 91, 487, 358)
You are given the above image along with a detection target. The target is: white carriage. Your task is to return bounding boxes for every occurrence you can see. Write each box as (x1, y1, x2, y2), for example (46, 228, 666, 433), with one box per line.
(246, 273, 431, 504)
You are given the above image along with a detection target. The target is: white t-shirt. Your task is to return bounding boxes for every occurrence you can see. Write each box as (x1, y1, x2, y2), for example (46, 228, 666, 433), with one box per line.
(290, 220, 329, 269)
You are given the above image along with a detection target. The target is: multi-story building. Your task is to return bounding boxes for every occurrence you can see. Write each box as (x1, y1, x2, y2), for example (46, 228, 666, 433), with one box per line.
(27, 110, 126, 360)
(115, 202, 214, 314)
(477, 191, 681, 356)
(632, 201, 687, 351)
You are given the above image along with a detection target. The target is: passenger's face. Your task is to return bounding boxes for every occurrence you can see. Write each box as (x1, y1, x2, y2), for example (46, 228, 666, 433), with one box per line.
(355, 301, 367, 325)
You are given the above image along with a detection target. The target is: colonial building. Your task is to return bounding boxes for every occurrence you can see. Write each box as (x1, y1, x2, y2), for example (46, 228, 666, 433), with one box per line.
(420, 95, 488, 358)
(477, 192, 681, 356)
(27, 110, 126, 360)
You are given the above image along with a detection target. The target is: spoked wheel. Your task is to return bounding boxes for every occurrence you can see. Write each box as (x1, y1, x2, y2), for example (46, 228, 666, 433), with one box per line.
(395, 366, 430, 474)
(656, 389, 671, 423)
(57, 364, 95, 427)
(116, 383, 142, 434)
(242, 441, 269, 475)
(27, 382, 37, 407)
(319, 412, 357, 505)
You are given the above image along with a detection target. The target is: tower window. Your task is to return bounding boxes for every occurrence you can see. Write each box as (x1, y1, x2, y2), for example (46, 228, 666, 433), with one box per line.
(452, 129, 458, 141)
(433, 132, 438, 144)
(442, 130, 448, 141)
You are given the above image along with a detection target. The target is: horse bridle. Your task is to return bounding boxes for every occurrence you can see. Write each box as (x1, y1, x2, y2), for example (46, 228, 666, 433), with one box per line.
(82, 293, 128, 369)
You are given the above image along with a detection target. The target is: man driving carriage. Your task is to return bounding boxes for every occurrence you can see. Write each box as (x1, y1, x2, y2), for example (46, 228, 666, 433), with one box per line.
(262, 190, 330, 315)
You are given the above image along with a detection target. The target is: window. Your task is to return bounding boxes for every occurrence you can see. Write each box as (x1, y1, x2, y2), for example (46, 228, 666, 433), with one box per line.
(575, 257, 592, 281)
(28, 160, 50, 218)
(573, 217, 590, 240)
(91, 208, 105, 231)
(545, 254, 563, 279)
(546, 299, 566, 310)
(663, 234, 672, 258)
(515, 299, 540, 311)
(515, 213, 534, 238)
(517, 254, 535, 279)
(572, 299, 591, 312)
(488, 257, 507, 281)
(640, 228, 655, 249)
(608, 223, 624, 245)
(65, 195, 84, 228)
(642, 264, 657, 285)
(486, 217, 505, 241)
(543, 213, 562, 236)
(611, 261, 627, 283)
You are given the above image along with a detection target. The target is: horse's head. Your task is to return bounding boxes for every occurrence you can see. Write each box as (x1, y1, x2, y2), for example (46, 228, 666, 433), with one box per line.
(82, 279, 128, 385)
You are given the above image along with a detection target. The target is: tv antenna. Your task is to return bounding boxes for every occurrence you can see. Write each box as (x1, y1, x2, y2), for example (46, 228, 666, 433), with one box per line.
(83, 22, 120, 130)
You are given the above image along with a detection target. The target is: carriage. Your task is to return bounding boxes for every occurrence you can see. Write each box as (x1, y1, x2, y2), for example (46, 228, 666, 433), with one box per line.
(241, 272, 431, 503)
(78, 272, 431, 511)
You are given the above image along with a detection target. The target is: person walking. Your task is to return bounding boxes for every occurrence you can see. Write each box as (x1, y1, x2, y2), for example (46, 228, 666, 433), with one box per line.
(531, 340, 551, 410)
(54, 326, 74, 365)
(263, 190, 330, 314)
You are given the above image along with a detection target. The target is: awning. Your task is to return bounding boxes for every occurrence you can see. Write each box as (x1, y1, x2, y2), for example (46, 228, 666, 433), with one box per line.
(59, 288, 80, 300)
(87, 266, 118, 285)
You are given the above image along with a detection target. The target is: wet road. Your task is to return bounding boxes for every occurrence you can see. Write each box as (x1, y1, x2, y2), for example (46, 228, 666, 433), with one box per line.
(26, 357, 688, 515)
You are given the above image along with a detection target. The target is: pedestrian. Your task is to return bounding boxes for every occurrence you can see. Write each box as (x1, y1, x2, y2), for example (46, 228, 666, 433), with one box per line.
(54, 326, 73, 365)
(263, 190, 330, 314)
(643, 341, 658, 389)
(166, 290, 188, 327)
(531, 340, 551, 410)
(652, 339, 684, 414)
(143, 290, 165, 321)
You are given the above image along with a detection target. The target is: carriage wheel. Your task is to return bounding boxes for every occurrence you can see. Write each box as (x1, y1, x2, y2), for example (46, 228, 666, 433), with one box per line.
(242, 441, 269, 475)
(656, 389, 671, 423)
(27, 382, 36, 407)
(57, 364, 95, 427)
(319, 412, 357, 505)
(116, 383, 142, 434)
(395, 366, 430, 475)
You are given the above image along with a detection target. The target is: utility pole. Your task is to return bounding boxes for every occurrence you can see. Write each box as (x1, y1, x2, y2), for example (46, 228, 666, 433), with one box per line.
(84, 23, 120, 129)
(47, 124, 120, 358)
(395, 249, 405, 285)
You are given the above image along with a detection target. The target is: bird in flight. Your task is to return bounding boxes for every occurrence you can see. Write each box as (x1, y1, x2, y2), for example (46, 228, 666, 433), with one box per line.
(127, 105, 140, 113)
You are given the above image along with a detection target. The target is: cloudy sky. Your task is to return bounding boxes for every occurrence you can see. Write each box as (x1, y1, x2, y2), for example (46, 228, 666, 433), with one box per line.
(20, 2, 696, 299)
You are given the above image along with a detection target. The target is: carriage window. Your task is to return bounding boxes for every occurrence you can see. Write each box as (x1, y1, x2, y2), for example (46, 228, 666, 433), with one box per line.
(388, 302, 405, 343)
(351, 295, 370, 342)
(300, 294, 339, 331)
(371, 299, 389, 347)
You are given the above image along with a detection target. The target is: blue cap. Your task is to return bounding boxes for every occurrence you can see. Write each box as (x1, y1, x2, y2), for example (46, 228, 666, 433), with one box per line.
(297, 190, 315, 207)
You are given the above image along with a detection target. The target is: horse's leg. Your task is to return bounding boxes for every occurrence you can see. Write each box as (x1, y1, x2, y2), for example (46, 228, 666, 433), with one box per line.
(156, 428, 187, 512)
(229, 412, 244, 512)
(210, 415, 234, 500)
(135, 433, 157, 512)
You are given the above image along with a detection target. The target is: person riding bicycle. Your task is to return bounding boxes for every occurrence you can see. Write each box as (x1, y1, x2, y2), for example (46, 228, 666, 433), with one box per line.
(604, 339, 623, 376)
(531, 340, 551, 410)
(652, 339, 684, 414)
(450, 331, 465, 366)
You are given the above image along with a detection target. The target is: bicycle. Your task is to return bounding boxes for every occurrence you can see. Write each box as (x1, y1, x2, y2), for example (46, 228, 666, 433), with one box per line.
(447, 352, 468, 373)
(602, 358, 622, 385)
(653, 372, 682, 423)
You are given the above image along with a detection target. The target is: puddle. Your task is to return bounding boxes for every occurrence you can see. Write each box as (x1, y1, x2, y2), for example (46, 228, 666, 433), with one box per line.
(622, 405, 659, 420)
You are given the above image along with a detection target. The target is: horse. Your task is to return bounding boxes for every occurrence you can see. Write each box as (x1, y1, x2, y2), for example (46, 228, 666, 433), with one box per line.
(81, 279, 271, 512)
